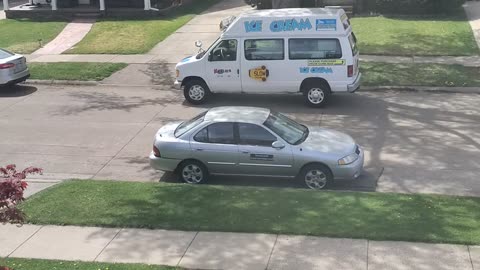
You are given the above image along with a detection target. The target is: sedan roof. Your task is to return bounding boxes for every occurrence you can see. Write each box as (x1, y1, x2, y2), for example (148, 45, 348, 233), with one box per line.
(204, 106, 271, 125)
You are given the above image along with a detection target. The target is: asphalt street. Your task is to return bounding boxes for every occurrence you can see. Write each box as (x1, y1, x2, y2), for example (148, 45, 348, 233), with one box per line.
(0, 83, 479, 196)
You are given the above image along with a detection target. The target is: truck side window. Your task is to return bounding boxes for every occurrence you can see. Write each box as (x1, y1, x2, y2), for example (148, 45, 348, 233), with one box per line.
(289, 39, 342, 60)
(209, 40, 237, 62)
(244, 39, 284, 61)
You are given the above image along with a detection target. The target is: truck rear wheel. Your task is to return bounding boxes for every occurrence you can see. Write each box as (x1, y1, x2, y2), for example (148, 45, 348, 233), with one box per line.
(183, 80, 210, 105)
(303, 83, 330, 108)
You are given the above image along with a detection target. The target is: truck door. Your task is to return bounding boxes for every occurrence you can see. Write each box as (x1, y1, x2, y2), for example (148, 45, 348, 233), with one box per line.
(205, 39, 242, 93)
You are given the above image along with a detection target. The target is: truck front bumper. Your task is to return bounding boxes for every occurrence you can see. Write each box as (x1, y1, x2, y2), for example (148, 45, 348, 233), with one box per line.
(173, 80, 182, 90)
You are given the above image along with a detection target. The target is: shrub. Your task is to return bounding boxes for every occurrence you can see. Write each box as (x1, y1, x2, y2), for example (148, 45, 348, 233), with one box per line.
(0, 164, 42, 224)
(364, 0, 466, 14)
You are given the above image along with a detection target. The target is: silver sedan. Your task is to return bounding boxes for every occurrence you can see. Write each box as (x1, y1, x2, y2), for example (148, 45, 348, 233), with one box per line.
(0, 49, 30, 86)
(150, 106, 364, 190)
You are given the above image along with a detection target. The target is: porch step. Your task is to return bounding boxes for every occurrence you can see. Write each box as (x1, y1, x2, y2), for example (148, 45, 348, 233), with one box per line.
(74, 12, 101, 18)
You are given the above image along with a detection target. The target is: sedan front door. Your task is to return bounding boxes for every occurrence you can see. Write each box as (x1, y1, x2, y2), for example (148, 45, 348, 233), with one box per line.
(236, 123, 294, 177)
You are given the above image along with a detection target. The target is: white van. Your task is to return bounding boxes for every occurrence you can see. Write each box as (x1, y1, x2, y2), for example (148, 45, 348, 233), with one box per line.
(174, 8, 360, 107)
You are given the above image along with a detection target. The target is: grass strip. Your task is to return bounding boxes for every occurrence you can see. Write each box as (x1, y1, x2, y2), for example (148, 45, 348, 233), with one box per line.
(351, 14, 479, 56)
(361, 62, 480, 87)
(21, 180, 480, 245)
(28, 62, 128, 81)
(0, 258, 179, 270)
(0, 19, 67, 54)
(66, 0, 220, 54)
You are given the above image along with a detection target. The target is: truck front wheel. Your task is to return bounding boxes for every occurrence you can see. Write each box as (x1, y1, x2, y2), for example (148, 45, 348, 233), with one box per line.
(183, 80, 210, 105)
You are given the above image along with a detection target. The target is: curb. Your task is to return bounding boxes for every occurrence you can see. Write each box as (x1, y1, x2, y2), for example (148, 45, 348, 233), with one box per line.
(25, 79, 99, 86)
(361, 86, 480, 94)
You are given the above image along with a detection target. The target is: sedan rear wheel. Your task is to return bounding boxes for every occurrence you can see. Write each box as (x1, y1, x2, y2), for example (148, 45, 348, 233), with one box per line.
(179, 161, 207, 184)
(300, 164, 332, 190)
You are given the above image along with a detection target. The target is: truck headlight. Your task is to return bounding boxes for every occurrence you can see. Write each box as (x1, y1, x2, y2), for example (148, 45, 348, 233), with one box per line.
(338, 153, 358, 165)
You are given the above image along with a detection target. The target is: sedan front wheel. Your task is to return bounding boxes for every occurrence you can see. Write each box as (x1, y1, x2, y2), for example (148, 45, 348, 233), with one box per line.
(299, 164, 332, 190)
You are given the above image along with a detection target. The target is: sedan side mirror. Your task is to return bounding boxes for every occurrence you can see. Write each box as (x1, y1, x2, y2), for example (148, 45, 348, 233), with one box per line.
(272, 141, 285, 149)
(195, 40, 203, 48)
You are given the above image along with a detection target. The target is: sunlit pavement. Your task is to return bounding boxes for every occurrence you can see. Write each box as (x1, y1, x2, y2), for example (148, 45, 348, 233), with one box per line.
(0, 83, 479, 196)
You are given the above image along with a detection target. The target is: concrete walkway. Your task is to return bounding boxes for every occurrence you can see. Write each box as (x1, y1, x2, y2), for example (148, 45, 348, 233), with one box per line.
(25, 53, 480, 67)
(1, 224, 479, 270)
(465, 1, 480, 50)
(32, 18, 95, 55)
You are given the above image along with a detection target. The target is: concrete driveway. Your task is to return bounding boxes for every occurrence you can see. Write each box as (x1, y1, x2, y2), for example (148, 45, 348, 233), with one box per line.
(0, 84, 479, 196)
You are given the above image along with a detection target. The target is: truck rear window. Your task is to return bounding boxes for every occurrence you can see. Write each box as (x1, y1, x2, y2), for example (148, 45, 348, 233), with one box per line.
(348, 33, 358, 56)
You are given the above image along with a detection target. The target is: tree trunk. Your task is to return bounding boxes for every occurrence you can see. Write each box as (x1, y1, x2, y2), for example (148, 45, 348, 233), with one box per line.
(272, 0, 300, 8)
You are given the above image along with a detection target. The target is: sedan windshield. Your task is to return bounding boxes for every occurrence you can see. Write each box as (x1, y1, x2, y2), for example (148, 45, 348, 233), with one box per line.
(174, 111, 207, 137)
(263, 111, 308, 145)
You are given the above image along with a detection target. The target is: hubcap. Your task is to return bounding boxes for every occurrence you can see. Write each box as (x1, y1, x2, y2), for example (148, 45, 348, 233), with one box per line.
(307, 88, 325, 104)
(305, 169, 327, 190)
(182, 164, 203, 184)
(189, 85, 205, 101)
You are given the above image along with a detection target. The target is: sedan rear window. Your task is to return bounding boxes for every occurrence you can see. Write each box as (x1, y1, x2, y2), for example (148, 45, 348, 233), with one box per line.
(0, 49, 14, 60)
(174, 111, 207, 137)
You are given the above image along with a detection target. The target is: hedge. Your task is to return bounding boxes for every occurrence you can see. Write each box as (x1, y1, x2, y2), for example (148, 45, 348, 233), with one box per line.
(363, 0, 467, 14)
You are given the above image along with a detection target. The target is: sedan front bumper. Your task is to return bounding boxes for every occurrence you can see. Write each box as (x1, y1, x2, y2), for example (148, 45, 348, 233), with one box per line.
(332, 148, 364, 180)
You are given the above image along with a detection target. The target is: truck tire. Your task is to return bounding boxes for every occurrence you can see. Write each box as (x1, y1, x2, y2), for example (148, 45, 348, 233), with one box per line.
(302, 82, 330, 108)
(183, 80, 210, 105)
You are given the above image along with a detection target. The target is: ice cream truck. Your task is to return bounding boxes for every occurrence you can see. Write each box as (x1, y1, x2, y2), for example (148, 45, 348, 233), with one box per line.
(174, 8, 360, 107)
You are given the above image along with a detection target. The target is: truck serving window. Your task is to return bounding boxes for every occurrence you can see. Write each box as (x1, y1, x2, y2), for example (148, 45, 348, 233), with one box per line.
(289, 39, 342, 60)
(244, 39, 284, 61)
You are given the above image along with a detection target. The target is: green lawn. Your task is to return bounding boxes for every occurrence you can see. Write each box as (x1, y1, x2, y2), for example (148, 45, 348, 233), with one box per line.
(0, 19, 67, 54)
(29, 62, 127, 81)
(351, 15, 479, 56)
(361, 62, 480, 87)
(21, 180, 480, 245)
(0, 258, 179, 270)
(66, 0, 219, 54)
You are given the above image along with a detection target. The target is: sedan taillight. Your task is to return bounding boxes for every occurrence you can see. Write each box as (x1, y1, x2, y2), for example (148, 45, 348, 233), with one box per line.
(153, 145, 161, 157)
(0, 63, 15, 69)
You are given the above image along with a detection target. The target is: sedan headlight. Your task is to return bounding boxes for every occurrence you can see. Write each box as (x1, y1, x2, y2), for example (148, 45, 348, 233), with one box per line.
(176, 69, 180, 78)
(338, 153, 359, 165)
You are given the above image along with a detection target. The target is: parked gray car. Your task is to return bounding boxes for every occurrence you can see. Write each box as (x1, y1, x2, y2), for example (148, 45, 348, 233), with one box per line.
(0, 49, 29, 86)
(150, 106, 364, 190)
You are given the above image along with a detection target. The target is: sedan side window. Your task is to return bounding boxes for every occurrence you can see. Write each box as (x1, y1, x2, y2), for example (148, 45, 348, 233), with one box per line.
(194, 127, 208, 143)
(238, 123, 277, 147)
(194, 123, 235, 144)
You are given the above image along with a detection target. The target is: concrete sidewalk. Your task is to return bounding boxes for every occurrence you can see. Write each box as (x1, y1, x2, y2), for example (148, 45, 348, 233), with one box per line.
(32, 18, 95, 55)
(25, 53, 480, 67)
(1, 224, 479, 270)
(465, 1, 480, 51)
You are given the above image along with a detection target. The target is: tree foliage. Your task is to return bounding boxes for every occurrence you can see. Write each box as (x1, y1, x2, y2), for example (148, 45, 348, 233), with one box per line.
(0, 164, 42, 224)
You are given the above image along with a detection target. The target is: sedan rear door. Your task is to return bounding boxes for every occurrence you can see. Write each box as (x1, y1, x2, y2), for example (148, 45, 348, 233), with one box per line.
(190, 122, 239, 174)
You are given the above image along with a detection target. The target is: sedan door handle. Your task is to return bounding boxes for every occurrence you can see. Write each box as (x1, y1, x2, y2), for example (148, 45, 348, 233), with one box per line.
(241, 151, 250, 154)
(195, 148, 204, 151)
